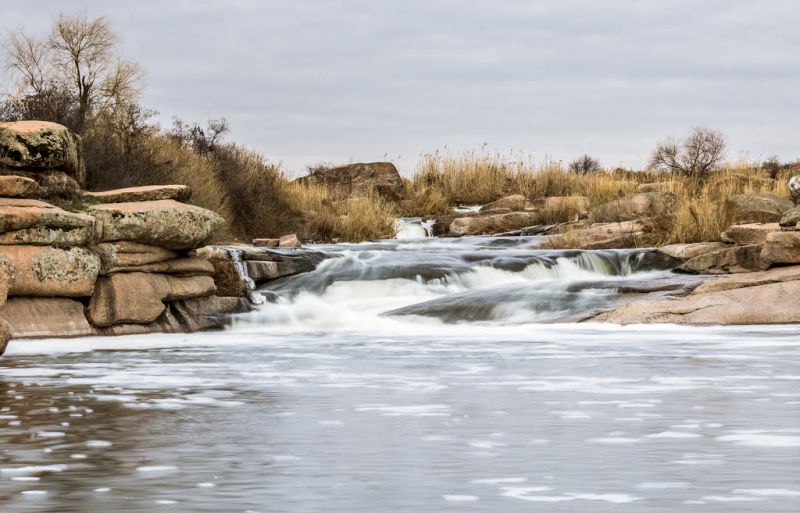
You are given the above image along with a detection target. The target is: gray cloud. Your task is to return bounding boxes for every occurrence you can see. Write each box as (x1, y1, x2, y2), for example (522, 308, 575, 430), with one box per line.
(3, 0, 799, 174)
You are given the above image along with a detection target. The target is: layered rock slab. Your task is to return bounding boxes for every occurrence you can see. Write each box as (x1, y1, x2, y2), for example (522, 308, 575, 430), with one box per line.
(676, 244, 768, 274)
(85, 185, 191, 203)
(0, 245, 100, 296)
(87, 272, 216, 327)
(599, 280, 800, 325)
(0, 175, 40, 198)
(1, 297, 94, 338)
(0, 198, 96, 246)
(88, 200, 224, 250)
(91, 241, 178, 273)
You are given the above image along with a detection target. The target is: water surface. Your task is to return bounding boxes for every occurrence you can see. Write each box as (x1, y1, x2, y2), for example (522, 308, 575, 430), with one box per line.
(1, 237, 798, 512)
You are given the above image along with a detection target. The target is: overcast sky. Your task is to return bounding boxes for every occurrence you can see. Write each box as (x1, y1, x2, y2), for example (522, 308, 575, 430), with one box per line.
(3, 0, 799, 175)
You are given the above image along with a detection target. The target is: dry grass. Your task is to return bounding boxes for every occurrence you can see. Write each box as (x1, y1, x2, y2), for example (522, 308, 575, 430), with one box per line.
(405, 150, 799, 246)
(283, 183, 396, 242)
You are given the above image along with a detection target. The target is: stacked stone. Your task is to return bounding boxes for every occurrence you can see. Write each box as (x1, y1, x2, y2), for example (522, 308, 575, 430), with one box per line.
(0, 121, 237, 351)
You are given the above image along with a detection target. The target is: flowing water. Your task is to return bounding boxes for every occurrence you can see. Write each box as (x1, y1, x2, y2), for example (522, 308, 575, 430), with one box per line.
(1, 237, 799, 513)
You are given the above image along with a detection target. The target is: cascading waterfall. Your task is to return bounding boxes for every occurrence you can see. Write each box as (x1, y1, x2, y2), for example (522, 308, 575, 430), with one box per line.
(222, 247, 266, 305)
(232, 237, 690, 330)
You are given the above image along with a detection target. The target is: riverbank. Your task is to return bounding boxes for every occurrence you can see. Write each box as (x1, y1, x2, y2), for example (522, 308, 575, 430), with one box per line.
(4, 120, 800, 357)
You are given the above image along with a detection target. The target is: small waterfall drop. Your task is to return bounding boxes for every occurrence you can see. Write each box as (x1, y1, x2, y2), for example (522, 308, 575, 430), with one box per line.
(223, 248, 266, 305)
(394, 217, 436, 239)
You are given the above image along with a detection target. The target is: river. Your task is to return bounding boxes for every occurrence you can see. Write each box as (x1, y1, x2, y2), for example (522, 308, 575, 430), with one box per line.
(1, 235, 799, 512)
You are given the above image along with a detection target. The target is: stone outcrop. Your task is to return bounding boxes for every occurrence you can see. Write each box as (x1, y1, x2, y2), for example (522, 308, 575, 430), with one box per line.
(0, 121, 83, 179)
(449, 211, 541, 236)
(658, 242, 727, 260)
(676, 244, 768, 274)
(760, 231, 800, 265)
(721, 223, 781, 245)
(88, 273, 216, 327)
(0, 120, 314, 351)
(544, 221, 645, 249)
(589, 192, 677, 223)
(725, 193, 793, 223)
(599, 275, 800, 325)
(279, 234, 301, 248)
(88, 200, 224, 250)
(295, 162, 405, 201)
(1, 246, 101, 296)
(84, 184, 191, 203)
(197, 245, 328, 298)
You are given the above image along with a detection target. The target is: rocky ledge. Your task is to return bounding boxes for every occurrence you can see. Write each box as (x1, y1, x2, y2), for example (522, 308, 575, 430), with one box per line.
(0, 121, 323, 355)
(593, 217, 800, 325)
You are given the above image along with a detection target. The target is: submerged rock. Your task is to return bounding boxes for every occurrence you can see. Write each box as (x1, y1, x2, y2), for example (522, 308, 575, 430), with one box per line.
(88, 199, 224, 250)
(0, 121, 83, 178)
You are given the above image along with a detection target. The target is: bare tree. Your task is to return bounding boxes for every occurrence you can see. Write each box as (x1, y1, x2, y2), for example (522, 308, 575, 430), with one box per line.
(4, 13, 142, 133)
(568, 154, 601, 174)
(649, 127, 726, 178)
(170, 117, 230, 156)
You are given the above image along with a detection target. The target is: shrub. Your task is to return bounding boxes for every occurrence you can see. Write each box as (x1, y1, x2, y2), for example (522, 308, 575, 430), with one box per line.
(649, 127, 726, 178)
(568, 154, 601, 174)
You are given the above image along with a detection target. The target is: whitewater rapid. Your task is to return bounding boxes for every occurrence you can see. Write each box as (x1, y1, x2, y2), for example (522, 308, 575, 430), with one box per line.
(235, 235, 691, 331)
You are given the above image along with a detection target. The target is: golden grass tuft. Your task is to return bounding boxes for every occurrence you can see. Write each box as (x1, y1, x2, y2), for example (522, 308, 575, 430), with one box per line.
(283, 183, 396, 242)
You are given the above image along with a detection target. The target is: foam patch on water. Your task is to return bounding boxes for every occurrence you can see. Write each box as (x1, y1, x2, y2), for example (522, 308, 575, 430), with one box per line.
(442, 494, 479, 502)
(716, 431, 800, 448)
